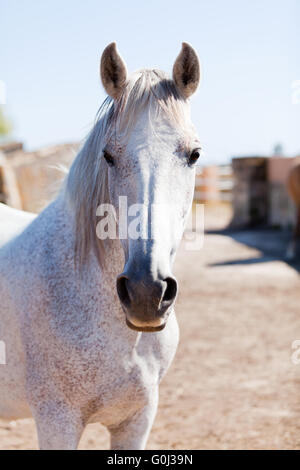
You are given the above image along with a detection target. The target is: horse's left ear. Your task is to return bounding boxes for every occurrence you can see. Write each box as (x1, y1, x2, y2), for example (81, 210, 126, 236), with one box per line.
(100, 42, 128, 100)
(173, 42, 200, 99)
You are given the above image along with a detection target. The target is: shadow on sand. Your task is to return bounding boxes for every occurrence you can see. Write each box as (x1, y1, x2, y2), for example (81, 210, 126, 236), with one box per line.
(206, 227, 300, 274)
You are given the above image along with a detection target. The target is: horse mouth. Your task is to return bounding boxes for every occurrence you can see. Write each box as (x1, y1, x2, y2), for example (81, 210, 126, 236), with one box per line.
(125, 318, 166, 333)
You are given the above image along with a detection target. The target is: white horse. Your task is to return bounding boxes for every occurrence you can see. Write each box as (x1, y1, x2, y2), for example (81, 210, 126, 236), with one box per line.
(0, 42, 201, 450)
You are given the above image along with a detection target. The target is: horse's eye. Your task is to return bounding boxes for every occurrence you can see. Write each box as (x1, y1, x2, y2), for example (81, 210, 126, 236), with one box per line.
(189, 148, 201, 165)
(103, 151, 114, 167)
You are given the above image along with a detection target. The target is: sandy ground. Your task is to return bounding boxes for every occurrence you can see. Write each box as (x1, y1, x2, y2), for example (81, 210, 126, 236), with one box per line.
(1, 204, 300, 450)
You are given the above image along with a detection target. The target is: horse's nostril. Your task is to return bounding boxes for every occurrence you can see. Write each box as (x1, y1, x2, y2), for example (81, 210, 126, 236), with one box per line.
(117, 276, 131, 307)
(162, 277, 177, 303)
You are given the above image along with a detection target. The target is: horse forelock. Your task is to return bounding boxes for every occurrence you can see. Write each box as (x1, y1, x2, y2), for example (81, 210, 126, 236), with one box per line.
(65, 69, 193, 267)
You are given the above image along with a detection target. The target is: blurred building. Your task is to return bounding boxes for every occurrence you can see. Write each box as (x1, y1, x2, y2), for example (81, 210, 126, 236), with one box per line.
(231, 155, 299, 229)
(0, 141, 79, 212)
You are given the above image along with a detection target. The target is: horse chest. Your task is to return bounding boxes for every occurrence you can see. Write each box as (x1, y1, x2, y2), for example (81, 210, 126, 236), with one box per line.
(67, 336, 167, 426)
(89, 320, 178, 425)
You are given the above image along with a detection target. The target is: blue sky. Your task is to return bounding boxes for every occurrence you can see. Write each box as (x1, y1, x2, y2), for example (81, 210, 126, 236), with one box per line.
(1, 0, 299, 163)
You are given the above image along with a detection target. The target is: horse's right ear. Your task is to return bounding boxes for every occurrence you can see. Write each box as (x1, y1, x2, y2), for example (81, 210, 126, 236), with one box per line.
(100, 42, 128, 100)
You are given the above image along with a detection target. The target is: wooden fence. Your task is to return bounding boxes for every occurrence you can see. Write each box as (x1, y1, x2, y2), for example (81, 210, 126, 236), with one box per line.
(194, 164, 233, 203)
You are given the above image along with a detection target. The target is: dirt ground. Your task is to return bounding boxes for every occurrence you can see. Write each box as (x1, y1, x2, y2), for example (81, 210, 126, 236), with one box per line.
(1, 204, 300, 450)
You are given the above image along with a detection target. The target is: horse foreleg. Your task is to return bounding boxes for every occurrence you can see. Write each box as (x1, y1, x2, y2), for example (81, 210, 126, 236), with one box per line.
(32, 401, 84, 450)
(287, 208, 300, 260)
(108, 388, 158, 450)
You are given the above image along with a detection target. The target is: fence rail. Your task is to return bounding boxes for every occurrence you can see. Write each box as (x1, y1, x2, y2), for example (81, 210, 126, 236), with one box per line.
(194, 165, 233, 203)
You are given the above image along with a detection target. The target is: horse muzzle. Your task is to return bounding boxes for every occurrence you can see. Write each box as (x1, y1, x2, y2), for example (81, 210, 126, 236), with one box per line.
(116, 273, 178, 332)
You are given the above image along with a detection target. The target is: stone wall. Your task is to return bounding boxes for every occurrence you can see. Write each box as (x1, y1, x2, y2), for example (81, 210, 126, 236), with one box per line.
(267, 157, 297, 228)
(231, 157, 268, 228)
(0, 142, 79, 213)
(231, 156, 300, 229)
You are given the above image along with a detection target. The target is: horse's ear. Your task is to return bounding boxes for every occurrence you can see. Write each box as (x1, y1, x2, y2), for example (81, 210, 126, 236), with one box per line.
(173, 42, 200, 99)
(100, 42, 128, 100)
